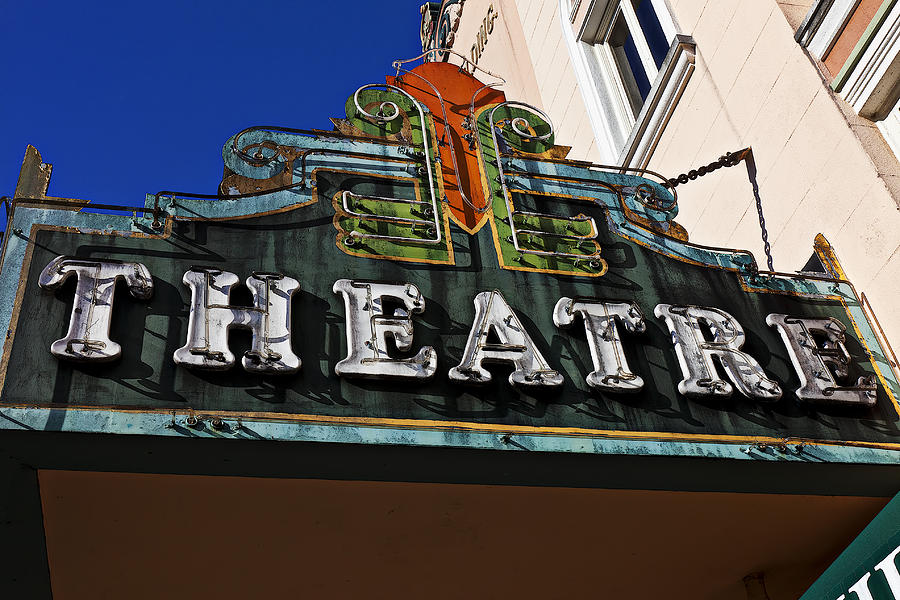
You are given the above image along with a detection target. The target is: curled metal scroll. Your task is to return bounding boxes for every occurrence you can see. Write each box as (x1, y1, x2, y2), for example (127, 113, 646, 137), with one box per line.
(487, 102, 603, 265)
(343, 84, 441, 246)
(393, 65, 489, 213)
(230, 125, 379, 167)
(392, 49, 508, 142)
(353, 85, 402, 123)
(633, 182, 676, 211)
(493, 101, 554, 143)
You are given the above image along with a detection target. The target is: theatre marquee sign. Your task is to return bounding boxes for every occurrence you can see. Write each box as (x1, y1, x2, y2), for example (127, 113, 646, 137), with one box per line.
(33, 257, 878, 407)
(1, 62, 898, 459)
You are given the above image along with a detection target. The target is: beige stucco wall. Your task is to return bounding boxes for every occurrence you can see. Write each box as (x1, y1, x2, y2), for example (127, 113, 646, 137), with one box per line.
(449, 0, 543, 115)
(450, 0, 599, 162)
(648, 0, 900, 345)
(515, 0, 599, 161)
(448, 0, 900, 348)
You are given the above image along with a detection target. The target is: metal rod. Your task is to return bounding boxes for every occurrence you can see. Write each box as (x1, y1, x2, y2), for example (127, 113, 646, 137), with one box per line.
(296, 148, 416, 188)
(346, 83, 442, 246)
(152, 147, 421, 228)
(230, 125, 402, 166)
(395, 65, 489, 214)
(467, 82, 505, 139)
(861, 291, 900, 374)
(341, 191, 441, 245)
(487, 102, 602, 261)
(391, 49, 508, 81)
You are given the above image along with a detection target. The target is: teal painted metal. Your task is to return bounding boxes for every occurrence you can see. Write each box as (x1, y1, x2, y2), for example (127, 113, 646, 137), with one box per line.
(3, 404, 900, 466)
(1, 63, 899, 470)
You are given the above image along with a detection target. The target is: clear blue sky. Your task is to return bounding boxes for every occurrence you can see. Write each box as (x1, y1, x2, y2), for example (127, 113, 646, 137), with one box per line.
(1, 1, 426, 208)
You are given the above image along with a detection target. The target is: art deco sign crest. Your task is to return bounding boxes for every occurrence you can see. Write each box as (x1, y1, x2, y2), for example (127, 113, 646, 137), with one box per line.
(1, 59, 898, 460)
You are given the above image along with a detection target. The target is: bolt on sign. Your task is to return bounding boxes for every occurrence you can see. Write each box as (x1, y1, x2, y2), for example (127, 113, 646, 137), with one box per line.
(1, 61, 899, 461)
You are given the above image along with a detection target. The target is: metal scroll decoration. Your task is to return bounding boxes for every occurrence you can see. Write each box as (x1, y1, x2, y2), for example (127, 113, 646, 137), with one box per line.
(9, 58, 898, 456)
(487, 102, 605, 269)
(345, 84, 442, 246)
(421, 0, 466, 62)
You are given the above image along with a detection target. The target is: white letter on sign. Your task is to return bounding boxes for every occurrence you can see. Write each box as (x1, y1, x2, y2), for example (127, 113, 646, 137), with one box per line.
(173, 268, 300, 374)
(449, 290, 563, 388)
(553, 297, 645, 392)
(39, 256, 153, 362)
(332, 279, 436, 380)
(655, 304, 781, 400)
(767, 314, 876, 406)
(837, 545, 900, 600)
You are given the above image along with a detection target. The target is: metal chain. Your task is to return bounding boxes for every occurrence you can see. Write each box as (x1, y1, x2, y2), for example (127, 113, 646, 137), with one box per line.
(666, 148, 774, 272)
(750, 170, 774, 272)
(666, 150, 745, 187)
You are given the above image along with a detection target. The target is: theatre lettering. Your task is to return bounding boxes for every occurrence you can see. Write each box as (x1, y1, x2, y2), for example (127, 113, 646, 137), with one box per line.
(3, 60, 897, 452)
(39, 256, 876, 407)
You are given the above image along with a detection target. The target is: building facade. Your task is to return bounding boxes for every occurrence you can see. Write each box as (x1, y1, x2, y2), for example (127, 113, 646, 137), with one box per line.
(423, 0, 900, 353)
(2, 3, 900, 599)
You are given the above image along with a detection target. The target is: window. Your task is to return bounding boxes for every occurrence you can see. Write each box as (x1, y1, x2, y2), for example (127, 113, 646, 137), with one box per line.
(563, 0, 694, 167)
(799, 0, 900, 158)
(600, 0, 670, 117)
(877, 99, 900, 159)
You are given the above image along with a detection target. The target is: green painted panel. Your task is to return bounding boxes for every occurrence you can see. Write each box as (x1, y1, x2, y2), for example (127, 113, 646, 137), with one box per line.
(2, 69, 898, 459)
(4, 195, 897, 445)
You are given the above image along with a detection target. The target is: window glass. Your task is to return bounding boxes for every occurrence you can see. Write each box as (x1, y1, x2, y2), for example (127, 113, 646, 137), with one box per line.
(583, 0, 678, 126)
(633, 0, 668, 68)
(609, 12, 651, 114)
(623, 35, 651, 99)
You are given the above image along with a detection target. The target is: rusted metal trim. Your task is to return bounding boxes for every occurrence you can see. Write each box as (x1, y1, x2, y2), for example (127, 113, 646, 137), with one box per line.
(861, 291, 900, 372)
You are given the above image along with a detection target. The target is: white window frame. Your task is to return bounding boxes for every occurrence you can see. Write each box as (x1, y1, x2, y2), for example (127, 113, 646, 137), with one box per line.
(620, 34, 695, 169)
(797, 0, 862, 59)
(560, 0, 694, 168)
(596, 1, 666, 121)
(569, 0, 584, 23)
(799, 0, 900, 162)
(877, 96, 900, 158)
(838, 1, 900, 120)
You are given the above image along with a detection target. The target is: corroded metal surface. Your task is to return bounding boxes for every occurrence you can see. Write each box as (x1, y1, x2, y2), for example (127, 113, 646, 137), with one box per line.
(0, 61, 898, 466)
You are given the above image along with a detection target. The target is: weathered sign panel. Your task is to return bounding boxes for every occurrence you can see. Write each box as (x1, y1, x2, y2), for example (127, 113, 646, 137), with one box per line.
(1, 62, 898, 463)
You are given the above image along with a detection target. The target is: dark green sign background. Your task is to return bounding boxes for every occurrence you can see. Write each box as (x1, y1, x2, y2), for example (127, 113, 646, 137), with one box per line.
(4, 169, 897, 445)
